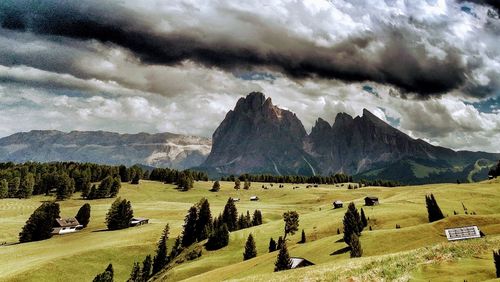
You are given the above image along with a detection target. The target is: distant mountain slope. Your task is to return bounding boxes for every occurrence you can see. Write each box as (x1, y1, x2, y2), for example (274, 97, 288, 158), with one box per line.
(0, 130, 211, 169)
(200, 92, 500, 183)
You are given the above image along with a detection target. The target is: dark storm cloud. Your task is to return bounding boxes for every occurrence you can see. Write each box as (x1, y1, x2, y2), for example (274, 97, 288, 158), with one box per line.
(457, 0, 500, 12)
(0, 0, 494, 98)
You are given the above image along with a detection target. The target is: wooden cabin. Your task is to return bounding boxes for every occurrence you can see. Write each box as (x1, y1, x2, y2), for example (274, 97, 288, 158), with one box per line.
(289, 257, 315, 269)
(364, 196, 379, 206)
(52, 217, 82, 235)
(130, 217, 149, 227)
(333, 200, 343, 209)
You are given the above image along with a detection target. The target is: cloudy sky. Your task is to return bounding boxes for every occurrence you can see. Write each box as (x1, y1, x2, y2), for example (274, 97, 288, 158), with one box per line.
(0, 0, 499, 152)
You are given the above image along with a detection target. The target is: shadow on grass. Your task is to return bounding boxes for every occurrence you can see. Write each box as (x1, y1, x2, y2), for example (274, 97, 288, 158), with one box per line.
(330, 246, 350, 256)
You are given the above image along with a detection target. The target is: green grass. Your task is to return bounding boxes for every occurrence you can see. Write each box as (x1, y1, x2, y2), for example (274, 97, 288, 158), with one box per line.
(1, 179, 500, 281)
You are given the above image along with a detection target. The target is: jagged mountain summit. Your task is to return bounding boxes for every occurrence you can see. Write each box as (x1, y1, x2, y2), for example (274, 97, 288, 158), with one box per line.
(0, 130, 211, 169)
(200, 92, 499, 183)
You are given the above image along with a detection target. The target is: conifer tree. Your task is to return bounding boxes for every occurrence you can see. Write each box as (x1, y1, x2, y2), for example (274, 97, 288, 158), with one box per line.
(19, 202, 60, 243)
(349, 234, 363, 258)
(283, 211, 299, 239)
(243, 233, 257, 260)
(222, 198, 238, 231)
(206, 223, 229, 250)
(75, 203, 91, 228)
(131, 173, 140, 185)
(87, 184, 97, 200)
(8, 177, 20, 198)
(169, 236, 183, 262)
(343, 202, 362, 245)
(81, 179, 91, 199)
(210, 180, 220, 192)
(109, 177, 121, 197)
(19, 173, 35, 198)
(153, 224, 169, 275)
(106, 198, 134, 230)
(119, 165, 129, 182)
(274, 242, 291, 272)
(243, 180, 251, 190)
(252, 210, 263, 226)
(141, 255, 152, 282)
(277, 236, 284, 250)
(196, 198, 213, 241)
(128, 262, 141, 282)
(0, 179, 8, 198)
(93, 263, 114, 282)
(360, 208, 368, 228)
(182, 206, 198, 247)
(300, 229, 306, 243)
(56, 173, 75, 200)
(494, 249, 500, 278)
(269, 237, 277, 252)
(234, 179, 241, 190)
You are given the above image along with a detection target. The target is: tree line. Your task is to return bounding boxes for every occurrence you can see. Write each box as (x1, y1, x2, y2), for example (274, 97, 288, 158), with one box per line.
(221, 173, 352, 184)
(489, 160, 500, 178)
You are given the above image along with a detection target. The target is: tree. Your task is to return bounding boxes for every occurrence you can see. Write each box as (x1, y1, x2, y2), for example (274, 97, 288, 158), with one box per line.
(128, 262, 141, 282)
(81, 178, 91, 199)
(182, 206, 198, 247)
(56, 173, 75, 200)
(19, 202, 60, 243)
(206, 223, 229, 250)
(494, 249, 500, 278)
(196, 198, 213, 241)
(360, 208, 368, 228)
(168, 236, 183, 262)
(243, 233, 257, 260)
(234, 179, 241, 190)
(222, 198, 238, 231)
(343, 202, 362, 245)
(109, 177, 121, 197)
(106, 198, 134, 230)
(153, 224, 170, 275)
(131, 173, 140, 185)
(426, 194, 445, 223)
(0, 179, 8, 198)
(300, 229, 306, 243)
(75, 203, 91, 228)
(252, 210, 263, 226)
(119, 165, 129, 182)
(93, 264, 114, 282)
(283, 211, 299, 239)
(274, 242, 291, 272)
(97, 176, 113, 198)
(141, 255, 152, 282)
(277, 236, 284, 250)
(349, 234, 363, 258)
(8, 177, 20, 198)
(210, 180, 220, 192)
(19, 173, 35, 198)
(243, 180, 251, 190)
(178, 173, 194, 191)
(269, 237, 277, 252)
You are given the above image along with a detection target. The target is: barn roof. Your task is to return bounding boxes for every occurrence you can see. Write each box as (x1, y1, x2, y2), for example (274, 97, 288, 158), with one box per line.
(55, 217, 80, 227)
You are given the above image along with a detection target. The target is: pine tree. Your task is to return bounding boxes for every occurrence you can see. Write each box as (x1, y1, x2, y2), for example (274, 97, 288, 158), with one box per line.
(119, 165, 129, 182)
(277, 236, 284, 250)
(494, 249, 500, 278)
(234, 179, 241, 190)
(206, 223, 229, 250)
(81, 178, 91, 199)
(274, 242, 291, 272)
(97, 176, 113, 198)
(252, 210, 262, 226)
(109, 177, 121, 197)
(0, 179, 8, 199)
(19, 202, 60, 243)
(141, 255, 152, 282)
(300, 229, 306, 243)
(131, 173, 140, 185)
(343, 202, 362, 245)
(426, 194, 445, 223)
(19, 173, 35, 198)
(349, 234, 363, 258)
(55, 173, 75, 200)
(222, 198, 238, 231)
(243, 180, 251, 190)
(210, 181, 220, 192)
(153, 224, 170, 275)
(93, 264, 114, 282)
(269, 237, 277, 252)
(106, 198, 134, 230)
(283, 211, 299, 239)
(182, 206, 198, 247)
(243, 233, 257, 260)
(8, 177, 20, 198)
(75, 203, 91, 228)
(196, 198, 213, 241)
(128, 262, 141, 282)
(168, 236, 183, 262)
(360, 208, 368, 228)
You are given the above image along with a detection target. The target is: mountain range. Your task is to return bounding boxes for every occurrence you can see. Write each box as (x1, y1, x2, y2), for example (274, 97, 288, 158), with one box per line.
(1, 92, 498, 184)
(198, 92, 499, 184)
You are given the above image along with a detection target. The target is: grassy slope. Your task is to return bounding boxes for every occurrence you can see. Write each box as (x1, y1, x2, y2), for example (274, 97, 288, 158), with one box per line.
(0, 179, 499, 281)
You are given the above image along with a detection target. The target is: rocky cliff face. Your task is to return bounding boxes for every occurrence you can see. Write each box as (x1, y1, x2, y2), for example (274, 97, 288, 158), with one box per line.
(202, 92, 500, 181)
(202, 92, 317, 175)
(0, 130, 211, 169)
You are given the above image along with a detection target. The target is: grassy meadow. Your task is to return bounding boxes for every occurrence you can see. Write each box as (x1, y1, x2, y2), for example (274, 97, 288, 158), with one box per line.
(1, 179, 500, 281)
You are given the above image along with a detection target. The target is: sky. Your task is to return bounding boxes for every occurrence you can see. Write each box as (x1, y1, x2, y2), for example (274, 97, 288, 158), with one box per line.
(0, 0, 499, 152)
